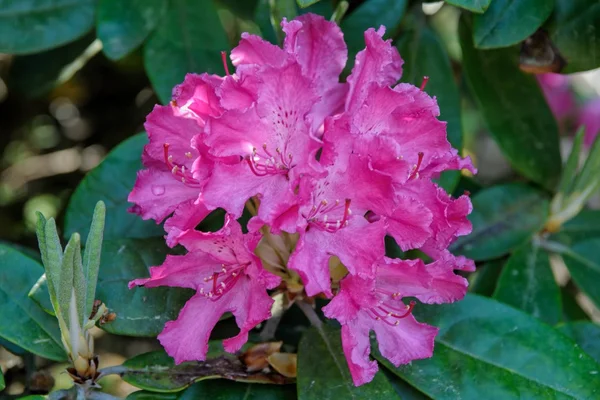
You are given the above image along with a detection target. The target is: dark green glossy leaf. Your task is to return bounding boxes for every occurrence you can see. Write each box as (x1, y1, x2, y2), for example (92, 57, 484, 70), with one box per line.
(64, 133, 164, 241)
(96, 238, 192, 337)
(97, 0, 167, 60)
(468, 258, 505, 296)
(341, 0, 408, 59)
(551, 0, 600, 73)
(8, 34, 98, 97)
(561, 239, 600, 310)
(550, 209, 600, 245)
(494, 241, 561, 325)
(445, 0, 491, 13)
(216, 0, 262, 47)
(561, 287, 590, 322)
(451, 183, 550, 261)
(473, 0, 554, 49)
(0, 0, 95, 54)
(381, 369, 429, 400)
(379, 294, 600, 399)
(121, 348, 290, 392)
(144, 0, 230, 103)
(127, 380, 296, 399)
(296, 0, 320, 8)
(297, 325, 399, 400)
(0, 245, 66, 361)
(459, 16, 562, 189)
(558, 322, 600, 364)
(29, 273, 54, 316)
(0, 337, 27, 355)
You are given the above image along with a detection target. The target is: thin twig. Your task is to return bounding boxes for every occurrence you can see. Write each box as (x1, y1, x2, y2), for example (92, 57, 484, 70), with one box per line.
(296, 300, 323, 329)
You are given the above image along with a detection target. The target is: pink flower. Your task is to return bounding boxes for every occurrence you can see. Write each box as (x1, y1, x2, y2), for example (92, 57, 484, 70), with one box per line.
(537, 73, 575, 122)
(129, 217, 280, 363)
(128, 13, 476, 387)
(577, 97, 600, 147)
(323, 257, 468, 386)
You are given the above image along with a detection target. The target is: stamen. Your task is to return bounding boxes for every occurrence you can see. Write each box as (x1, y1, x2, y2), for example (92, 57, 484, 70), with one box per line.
(245, 144, 293, 177)
(163, 143, 201, 187)
(409, 152, 424, 180)
(200, 262, 249, 301)
(221, 51, 230, 76)
(420, 76, 429, 91)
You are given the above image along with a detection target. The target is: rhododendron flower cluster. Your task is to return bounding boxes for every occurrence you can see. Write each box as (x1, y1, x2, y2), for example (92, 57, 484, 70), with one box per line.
(128, 14, 475, 386)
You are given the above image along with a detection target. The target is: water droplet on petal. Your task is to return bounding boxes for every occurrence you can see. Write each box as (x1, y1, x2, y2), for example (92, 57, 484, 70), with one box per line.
(151, 185, 165, 196)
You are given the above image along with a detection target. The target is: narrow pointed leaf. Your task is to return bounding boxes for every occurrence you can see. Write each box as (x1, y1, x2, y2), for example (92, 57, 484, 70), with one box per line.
(494, 241, 561, 325)
(451, 183, 550, 261)
(298, 325, 399, 400)
(378, 294, 600, 399)
(59, 233, 80, 326)
(82, 201, 106, 318)
(551, 208, 600, 245)
(459, 16, 562, 190)
(73, 241, 86, 326)
(0, 245, 66, 361)
(573, 133, 600, 195)
(43, 218, 63, 311)
(558, 322, 600, 364)
(558, 127, 584, 195)
(561, 239, 600, 310)
(97, 0, 167, 60)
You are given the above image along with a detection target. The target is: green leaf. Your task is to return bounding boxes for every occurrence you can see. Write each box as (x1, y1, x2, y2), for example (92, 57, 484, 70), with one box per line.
(381, 369, 429, 400)
(561, 239, 600, 310)
(97, 0, 167, 60)
(296, 0, 320, 8)
(127, 380, 296, 400)
(468, 258, 505, 296)
(0, 0, 95, 54)
(0, 368, 4, 391)
(561, 287, 590, 322)
(121, 348, 291, 392)
(459, 15, 562, 190)
(267, 0, 297, 44)
(558, 322, 600, 364)
(82, 201, 106, 319)
(551, 209, 600, 245)
(64, 133, 164, 241)
(216, 0, 262, 47)
(42, 218, 63, 312)
(8, 34, 100, 98)
(29, 273, 55, 316)
(144, 0, 230, 104)
(557, 127, 584, 195)
(473, 0, 554, 49)
(378, 294, 600, 399)
(297, 325, 399, 400)
(445, 0, 491, 13)
(0, 245, 66, 361)
(493, 241, 561, 325)
(96, 238, 192, 337)
(551, 0, 600, 73)
(451, 183, 550, 261)
(341, 0, 408, 59)
(59, 233, 80, 325)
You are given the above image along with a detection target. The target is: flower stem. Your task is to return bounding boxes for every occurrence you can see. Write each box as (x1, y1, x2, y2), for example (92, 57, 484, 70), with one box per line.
(296, 300, 323, 329)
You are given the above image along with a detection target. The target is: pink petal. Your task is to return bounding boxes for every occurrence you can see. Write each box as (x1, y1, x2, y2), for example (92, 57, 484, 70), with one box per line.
(164, 199, 212, 247)
(128, 169, 200, 223)
(282, 14, 347, 93)
(340, 323, 379, 386)
(345, 27, 403, 113)
(385, 195, 433, 251)
(230, 32, 286, 68)
(171, 73, 223, 120)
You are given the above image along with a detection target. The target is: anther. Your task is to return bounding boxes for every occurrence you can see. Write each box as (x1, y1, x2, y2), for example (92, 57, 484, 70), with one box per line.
(185, 152, 193, 158)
